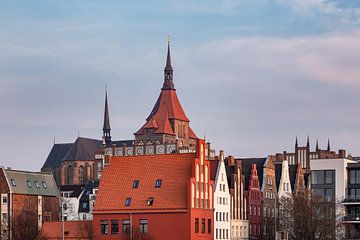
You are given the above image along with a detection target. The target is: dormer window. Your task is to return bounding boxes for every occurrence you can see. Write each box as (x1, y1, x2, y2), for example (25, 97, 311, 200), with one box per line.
(10, 179, 16, 187)
(133, 180, 139, 188)
(155, 179, 162, 188)
(147, 197, 154, 206)
(34, 181, 40, 188)
(42, 182, 47, 189)
(125, 198, 131, 206)
(26, 180, 32, 188)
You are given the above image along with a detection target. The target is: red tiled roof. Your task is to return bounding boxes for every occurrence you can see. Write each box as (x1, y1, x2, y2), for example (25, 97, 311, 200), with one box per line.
(209, 160, 219, 181)
(94, 153, 196, 213)
(135, 89, 195, 136)
(38, 221, 92, 239)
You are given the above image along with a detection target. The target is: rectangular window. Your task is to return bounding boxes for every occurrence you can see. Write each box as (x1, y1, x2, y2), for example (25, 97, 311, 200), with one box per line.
(216, 212, 218, 221)
(10, 179, 16, 187)
(122, 219, 130, 235)
(2, 196, 7, 204)
(155, 179, 162, 188)
(82, 202, 87, 208)
(325, 188, 333, 201)
(100, 220, 108, 234)
(325, 171, 333, 184)
(201, 218, 205, 233)
(2, 213, 8, 221)
(207, 219, 211, 233)
(133, 180, 139, 188)
(139, 219, 148, 234)
(312, 171, 324, 184)
(125, 197, 131, 206)
(195, 218, 199, 233)
(111, 220, 119, 234)
(34, 181, 40, 188)
(356, 170, 360, 184)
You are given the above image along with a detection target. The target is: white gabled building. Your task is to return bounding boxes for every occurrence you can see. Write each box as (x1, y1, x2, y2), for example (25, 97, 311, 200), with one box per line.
(211, 151, 231, 240)
(277, 159, 292, 198)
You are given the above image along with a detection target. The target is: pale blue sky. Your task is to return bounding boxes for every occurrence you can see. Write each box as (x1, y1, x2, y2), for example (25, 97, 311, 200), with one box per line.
(0, 0, 360, 171)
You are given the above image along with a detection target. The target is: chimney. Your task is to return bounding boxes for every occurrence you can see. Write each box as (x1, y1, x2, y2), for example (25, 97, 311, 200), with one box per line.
(339, 149, 346, 158)
(228, 155, 235, 166)
(219, 150, 224, 162)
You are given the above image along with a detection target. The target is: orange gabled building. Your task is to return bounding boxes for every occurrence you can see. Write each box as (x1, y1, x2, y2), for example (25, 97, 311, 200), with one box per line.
(93, 139, 214, 240)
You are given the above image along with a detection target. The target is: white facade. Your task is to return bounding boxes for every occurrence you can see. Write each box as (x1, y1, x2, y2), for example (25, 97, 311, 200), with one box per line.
(214, 155, 231, 240)
(310, 158, 356, 201)
(61, 196, 79, 220)
(278, 159, 292, 198)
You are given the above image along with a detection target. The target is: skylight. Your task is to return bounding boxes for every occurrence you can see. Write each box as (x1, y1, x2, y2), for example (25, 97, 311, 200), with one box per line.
(125, 197, 131, 206)
(26, 180, 32, 188)
(133, 180, 139, 188)
(155, 179, 162, 188)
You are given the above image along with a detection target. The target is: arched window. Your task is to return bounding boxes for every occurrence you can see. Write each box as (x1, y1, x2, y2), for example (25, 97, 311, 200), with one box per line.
(79, 166, 85, 185)
(67, 165, 73, 185)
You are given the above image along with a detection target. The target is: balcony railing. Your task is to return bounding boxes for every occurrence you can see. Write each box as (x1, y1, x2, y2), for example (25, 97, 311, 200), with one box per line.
(343, 214, 360, 222)
(342, 196, 360, 204)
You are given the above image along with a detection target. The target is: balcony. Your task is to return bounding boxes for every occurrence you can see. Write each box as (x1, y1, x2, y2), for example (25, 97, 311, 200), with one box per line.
(343, 197, 360, 205)
(343, 214, 360, 223)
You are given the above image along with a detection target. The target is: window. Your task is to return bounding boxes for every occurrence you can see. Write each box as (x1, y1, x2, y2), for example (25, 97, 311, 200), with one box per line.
(133, 180, 139, 188)
(82, 202, 87, 209)
(122, 219, 130, 235)
(155, 179, 162, 188)
(2, 213, 8, 221)
(111, 220, 119, 234)
(34, 181, 40, 188)
(100, 220, 108, 234)
(216, 212, 218, 221)
(325, 171, 333, 184)
(312, 171, 324, 184)
(26, 180, 32, 188)
(147, 197, 154, 206)
(125, 198, 131, 206)
(139, 219, 148, 234)
(42, 182, 47, 189)
(195, 218, 199, 233)
(10, 179, 16, 187)
(67, 165, 73, 185)
(201, 218, 205, 233)
(350, 170, 360, 184)
(2, 196, 7, 204)
(208, 219, 211, 233)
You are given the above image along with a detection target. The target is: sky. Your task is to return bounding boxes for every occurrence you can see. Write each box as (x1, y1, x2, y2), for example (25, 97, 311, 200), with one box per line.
(0, 0, 360, 171)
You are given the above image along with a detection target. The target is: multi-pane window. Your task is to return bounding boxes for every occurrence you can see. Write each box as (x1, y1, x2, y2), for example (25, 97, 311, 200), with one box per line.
(100, 220, 108, 234)
(201, 218, 205, 233)
(312, 170, 334, 184)
(349, 188, 360, 199)
(195, 218, 199, 233)
(139, 219, 148, 234)
(350, 170, 360, 184)
(2, 196, 7, 204)
(122, 219, 130, 235)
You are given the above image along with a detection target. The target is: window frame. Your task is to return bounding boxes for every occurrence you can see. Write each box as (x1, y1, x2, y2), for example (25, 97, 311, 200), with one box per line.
(125, 197, 131, 206)
(155, 179, 162, 188)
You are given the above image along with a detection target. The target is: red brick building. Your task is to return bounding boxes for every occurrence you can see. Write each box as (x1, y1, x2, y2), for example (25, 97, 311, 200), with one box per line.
(247, 164, 262, 239)
(0, 167, 59, 240)
(93, 139, 214, 240)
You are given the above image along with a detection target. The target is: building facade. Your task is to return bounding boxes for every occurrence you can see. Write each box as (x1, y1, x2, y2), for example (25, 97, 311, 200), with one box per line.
(0, 167, 59, 240)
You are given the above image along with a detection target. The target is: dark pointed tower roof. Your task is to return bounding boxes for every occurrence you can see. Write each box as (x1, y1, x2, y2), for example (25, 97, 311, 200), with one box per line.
(162, 40, 175, 90)
(295, 136, 298, 148)
(102, 90, 111, 145)
(307, 135, 310, 148)
(327, 138, 331, 151)
(316, 139, 319, 151)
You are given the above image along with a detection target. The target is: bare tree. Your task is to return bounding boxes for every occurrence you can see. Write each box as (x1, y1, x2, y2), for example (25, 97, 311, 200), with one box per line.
(12, 210, 38, 240)
(278, 190, 342, 240)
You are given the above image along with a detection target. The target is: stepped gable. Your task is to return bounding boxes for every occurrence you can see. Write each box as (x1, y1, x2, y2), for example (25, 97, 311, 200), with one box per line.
(42, 143, 73, 168)
(94, 153, 195, 212)
(62, 137, 102, 161)
(239, 158, 267, 190)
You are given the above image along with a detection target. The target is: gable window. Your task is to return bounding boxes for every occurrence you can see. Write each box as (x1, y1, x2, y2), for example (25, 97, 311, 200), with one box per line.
(195, 218, 199, 233)
(122, 219, 130, 235)
(111, 220, 119, 234)
(42, 182, 47, 189)
(133, 180, 139, 188)
(125, 198, 131, 206)
(26, 180, 32, 188)
(155, 179, 162, 188)
(10, 179, 16, 187)
(139, 219, 148, 234)
(34, 181, 40, 188)
(100, 220, 108, 234)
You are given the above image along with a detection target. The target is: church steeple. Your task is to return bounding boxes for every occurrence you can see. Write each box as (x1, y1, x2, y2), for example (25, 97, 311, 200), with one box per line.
(162, 40, 175, 90)
(316, 139, 319, 151)
(102, 90, 111, 146)
(327, 138, 331, 151)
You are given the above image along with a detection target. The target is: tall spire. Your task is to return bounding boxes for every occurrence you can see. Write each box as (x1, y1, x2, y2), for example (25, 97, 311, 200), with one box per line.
(316, 138, 319, 151)
(162, 37, 175, 90)
(102, 90, 111, 146)
(307, 135, 310, 148)
(327, 138, 330, 151)
(295, 136, 298, 148)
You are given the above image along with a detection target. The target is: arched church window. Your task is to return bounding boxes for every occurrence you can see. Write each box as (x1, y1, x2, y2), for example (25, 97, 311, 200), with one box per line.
(79, 166, 85, 185)
(67, 165, 73, 185)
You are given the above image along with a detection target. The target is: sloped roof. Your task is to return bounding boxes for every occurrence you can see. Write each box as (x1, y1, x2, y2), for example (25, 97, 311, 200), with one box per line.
(209, 160, 219, 181)
(239, 158, 266, 190)
(275, 162, 282, 192)
(42, 143, 73, 169)
(289, 164, 298, 193)
(94, 153, 196, 213)
(60, 185, 84, 198)
(62, 137, 102, 161)
(38, 221, 92, 239)
(79, 180, 99, 213)
(2, 168, 59, 197)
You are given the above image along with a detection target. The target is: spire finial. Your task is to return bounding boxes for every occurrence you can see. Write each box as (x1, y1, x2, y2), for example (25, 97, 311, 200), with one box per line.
(162, 37, 175, 90)
(102, 90, 111, 146)
(327, 138, 330, 151)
